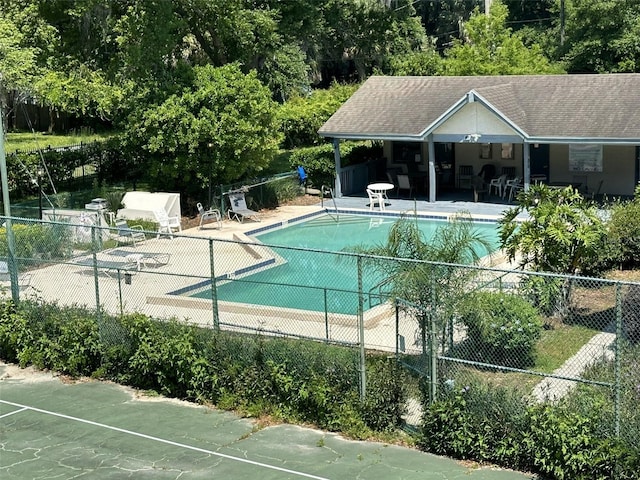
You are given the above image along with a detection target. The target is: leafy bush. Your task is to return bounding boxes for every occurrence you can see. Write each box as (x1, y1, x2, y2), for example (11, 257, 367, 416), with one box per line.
(458, 291, 542, 368)
(623, 285, 640, 344)
(0, 301, 102, 376)
(419, 380, 640, 479)
(604, 192, 640, 270)
(289, 141, 382, 190)
(278, 83, 358, 148)
(519, 274, 566, 317)
(0, 299, 405, 438)
(360, 356, 408, 432)
(0, 222, 74, 262)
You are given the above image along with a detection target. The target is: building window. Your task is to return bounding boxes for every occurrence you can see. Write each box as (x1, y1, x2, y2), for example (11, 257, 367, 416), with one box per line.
(501, 143, 514, 159)
(480, 143, 491, 159)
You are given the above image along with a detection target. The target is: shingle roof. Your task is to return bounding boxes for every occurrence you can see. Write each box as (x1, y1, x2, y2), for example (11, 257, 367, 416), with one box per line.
(318, 74, 640, 141)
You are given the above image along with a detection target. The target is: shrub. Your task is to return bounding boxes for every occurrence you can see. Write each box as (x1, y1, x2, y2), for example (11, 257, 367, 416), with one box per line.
(289, 141, 382, 190)
(458, 291, 542, 368)
(360, 356, 408, 432)
(0, 223, 74, 262)
(605, 191, 640, 270)
(278, 83, 358, 148)
(622, 284, 640, 344)
(419, 381, 529, 468)
(419, 380, 640, 479)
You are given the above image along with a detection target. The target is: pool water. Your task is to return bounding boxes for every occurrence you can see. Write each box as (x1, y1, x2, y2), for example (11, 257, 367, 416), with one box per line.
(192, 214, 500, 314)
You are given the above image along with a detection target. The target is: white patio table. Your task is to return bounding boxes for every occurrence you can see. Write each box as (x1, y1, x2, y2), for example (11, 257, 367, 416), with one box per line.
(367, 182, 394, 200)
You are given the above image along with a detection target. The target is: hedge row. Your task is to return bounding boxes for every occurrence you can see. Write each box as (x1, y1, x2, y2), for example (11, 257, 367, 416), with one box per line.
(420, 380, 640, 479)
(0, 300, 407, 439)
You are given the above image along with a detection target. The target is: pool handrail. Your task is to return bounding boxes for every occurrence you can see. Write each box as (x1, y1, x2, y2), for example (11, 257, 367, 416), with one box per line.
(321, 185, 339, 223)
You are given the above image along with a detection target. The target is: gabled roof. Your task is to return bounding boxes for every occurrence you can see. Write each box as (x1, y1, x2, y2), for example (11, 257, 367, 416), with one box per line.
(318, 74, 640, 143)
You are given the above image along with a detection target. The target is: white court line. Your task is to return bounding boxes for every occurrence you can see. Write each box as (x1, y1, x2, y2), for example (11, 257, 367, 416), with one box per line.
(0, 407, 28, 419)
(0, 399, 329, 480)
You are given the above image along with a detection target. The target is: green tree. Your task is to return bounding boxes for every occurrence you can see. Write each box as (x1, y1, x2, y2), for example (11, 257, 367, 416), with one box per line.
(133, 63, 281, 191)
(499, 184, 606, 316)
(499, 185, 606, 275)
(440, 2, 564, 75)
(0, 16, 38, 130)
(559, 0, 640, 73)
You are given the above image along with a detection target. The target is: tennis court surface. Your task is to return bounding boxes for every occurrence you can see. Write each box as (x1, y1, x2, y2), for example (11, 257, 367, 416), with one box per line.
(0, 363, 535, 479)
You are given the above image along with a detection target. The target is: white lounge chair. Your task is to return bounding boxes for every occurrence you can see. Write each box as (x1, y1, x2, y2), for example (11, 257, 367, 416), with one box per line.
(154, 209, 181, 239)
(197, 202, 222, 229)
(227, 191, 261, 223)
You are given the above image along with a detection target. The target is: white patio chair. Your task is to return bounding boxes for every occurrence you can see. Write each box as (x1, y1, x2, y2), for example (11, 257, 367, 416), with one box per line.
(504, 176, 522, 200)
(366, 188, 385, 211)
(489, 174, 508, 197)
(154, 209, 181, 239)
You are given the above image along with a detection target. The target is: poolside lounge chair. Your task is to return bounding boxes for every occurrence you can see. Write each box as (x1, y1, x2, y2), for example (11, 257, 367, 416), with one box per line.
(197, 202, 222, 229)
(154, 209, 181, 239)
(227, 190, 261, 223)
(72, 256, 139, 279)
(104, 248, 171, 270)
(112, 219, 146, 246)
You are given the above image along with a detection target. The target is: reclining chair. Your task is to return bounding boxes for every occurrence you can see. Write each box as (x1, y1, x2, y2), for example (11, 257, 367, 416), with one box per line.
(227, 190, 261, 223)
(197, 202, 222, 229)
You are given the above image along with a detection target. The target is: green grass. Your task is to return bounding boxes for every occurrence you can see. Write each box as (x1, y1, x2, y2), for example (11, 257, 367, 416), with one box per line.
(4, 131, 113, 154)
(535, 323, 599, 372)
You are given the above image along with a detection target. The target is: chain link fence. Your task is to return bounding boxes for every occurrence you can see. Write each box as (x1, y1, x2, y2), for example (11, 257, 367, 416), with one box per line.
(1, 214, 639, 449)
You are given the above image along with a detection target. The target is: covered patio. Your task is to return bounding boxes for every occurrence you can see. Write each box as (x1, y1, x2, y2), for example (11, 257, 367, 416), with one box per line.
(318, 74, 640, 203)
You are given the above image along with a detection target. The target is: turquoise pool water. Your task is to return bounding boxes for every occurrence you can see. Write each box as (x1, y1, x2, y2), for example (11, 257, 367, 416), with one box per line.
(191, 214, 500, 314)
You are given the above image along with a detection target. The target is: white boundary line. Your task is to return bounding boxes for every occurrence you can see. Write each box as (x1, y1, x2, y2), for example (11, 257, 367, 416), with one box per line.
(0, 406, 28, 419)
(0, 399, 329, 480)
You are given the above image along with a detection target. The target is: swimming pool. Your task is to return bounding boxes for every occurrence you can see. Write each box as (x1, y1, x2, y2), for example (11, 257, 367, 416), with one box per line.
(190, 214, 501, 314)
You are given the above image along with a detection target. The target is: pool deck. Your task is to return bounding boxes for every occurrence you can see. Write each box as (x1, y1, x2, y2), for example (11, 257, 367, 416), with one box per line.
(12, 194, 523, 354)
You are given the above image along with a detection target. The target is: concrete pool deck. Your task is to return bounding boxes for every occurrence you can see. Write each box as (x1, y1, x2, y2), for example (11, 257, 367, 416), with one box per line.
(12, 196, 522, 353)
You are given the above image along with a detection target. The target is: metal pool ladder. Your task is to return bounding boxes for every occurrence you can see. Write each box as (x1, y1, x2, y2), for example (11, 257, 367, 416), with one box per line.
(321, 185, 339, 222)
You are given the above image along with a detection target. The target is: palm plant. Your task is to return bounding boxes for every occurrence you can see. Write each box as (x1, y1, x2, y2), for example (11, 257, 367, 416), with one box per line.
(351, 212, 494, 355)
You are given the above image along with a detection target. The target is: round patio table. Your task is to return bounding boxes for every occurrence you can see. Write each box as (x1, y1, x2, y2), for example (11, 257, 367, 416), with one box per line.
(367, 182, 394, 199)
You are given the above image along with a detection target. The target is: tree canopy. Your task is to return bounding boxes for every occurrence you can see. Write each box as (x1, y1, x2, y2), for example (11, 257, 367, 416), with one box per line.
(440, 3, 564, 75)
(131, 64, 281, 191)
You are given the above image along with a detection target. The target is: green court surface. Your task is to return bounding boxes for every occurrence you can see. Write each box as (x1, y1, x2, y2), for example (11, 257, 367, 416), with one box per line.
(0, 363, 536, 479)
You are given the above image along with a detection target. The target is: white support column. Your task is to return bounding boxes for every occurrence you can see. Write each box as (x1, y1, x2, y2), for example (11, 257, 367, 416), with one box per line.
(428, 135, 436, 203)
(333, 138, 342, 198)
(523, 142, 531, 191)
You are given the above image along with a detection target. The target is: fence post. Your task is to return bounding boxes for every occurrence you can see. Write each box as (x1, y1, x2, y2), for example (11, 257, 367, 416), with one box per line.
(429, 270, 437, 404)
(209, 238, 220, 332)
(0, 113, 20, 303)
(91, 225, 101, 319)
(614, 283, 622, 438)
(357, 255, 366, 400)
(324, 288, 329, 342)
